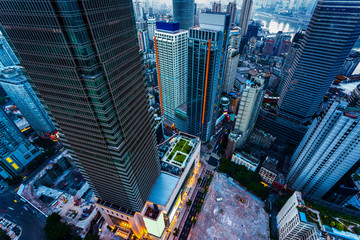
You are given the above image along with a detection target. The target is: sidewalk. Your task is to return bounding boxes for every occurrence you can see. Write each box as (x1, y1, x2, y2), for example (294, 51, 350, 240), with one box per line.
(164, 160, 207, 240)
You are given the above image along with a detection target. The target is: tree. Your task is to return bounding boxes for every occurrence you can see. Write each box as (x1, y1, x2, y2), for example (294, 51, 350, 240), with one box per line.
(44, 213, 70, 240)
(0, 229, 11, 240)
(330, 221, 336, 227)
(207, 144, 212, 150)
(186, 200, 192, 207)
(84, 234, 100, 240)
(197, 177, 202, 184)
(173, 227, 179, 237)
(335, 222, 344, 231)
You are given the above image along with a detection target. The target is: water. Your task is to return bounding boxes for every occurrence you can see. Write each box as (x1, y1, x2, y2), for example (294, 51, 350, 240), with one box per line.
(253, 12, 307, 34)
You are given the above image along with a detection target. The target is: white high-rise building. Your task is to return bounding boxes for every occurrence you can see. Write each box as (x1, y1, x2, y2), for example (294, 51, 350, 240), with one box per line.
(277, 192, 319, 240)
(230, 75, 265, 148)
(222, 48, 240, 94)
(155, 22, 188, 123)
(147, 18, 156, 42)
(212, 2, 222, 12)
(287, 101, 360, 199)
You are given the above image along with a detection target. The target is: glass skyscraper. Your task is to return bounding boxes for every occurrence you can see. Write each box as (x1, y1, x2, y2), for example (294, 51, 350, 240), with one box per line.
(173, 0, 195, 29)
(278, 0, 360, 124)
(0, 67, 55, 136)
(0, 0, 160, 213)
(0, 36, 19, 68)
(187, 13, 230, 141)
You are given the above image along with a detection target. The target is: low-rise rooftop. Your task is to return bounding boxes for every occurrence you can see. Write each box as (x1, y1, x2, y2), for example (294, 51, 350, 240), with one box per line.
(147, 172, 179, 207)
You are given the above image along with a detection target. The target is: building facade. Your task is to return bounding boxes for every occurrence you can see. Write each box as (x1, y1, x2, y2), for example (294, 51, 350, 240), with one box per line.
(231, 151, 260, 172)
(0, 67, 55, 136)
(187, 13, 230, 141)
(277, 192, 319, 240)
(212, 2, 222, 12)
(0, 0, 160, 221)
(239, 0, 253, 36)
(287, 101, 360, 199)
(226, 2, 237, 27)
(0, 36, 19, 68)
(0, 107, 41, 179)
(154, 22, 188, 123)
(172, 0, 195, 29)
(277, 0, 360, 124)
(231, 75, 265, 149)
(222, 48, 240, 94)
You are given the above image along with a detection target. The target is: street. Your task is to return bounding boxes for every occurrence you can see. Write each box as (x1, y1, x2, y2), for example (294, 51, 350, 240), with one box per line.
(178, 170, 212, 240)
(0, 191, 46, 240)
(0, 150, 64, 240)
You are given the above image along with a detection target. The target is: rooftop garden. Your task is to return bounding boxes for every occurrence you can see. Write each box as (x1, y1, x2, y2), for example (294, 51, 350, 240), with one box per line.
(164, 137, 195, 168)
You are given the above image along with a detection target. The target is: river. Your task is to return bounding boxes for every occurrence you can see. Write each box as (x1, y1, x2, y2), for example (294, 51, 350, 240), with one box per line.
(253, 11, 360, 52)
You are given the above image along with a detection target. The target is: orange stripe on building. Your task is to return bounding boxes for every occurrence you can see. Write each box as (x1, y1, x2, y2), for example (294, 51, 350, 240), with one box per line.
(202, 39, 212, 125)
(154, 36, 164, 115)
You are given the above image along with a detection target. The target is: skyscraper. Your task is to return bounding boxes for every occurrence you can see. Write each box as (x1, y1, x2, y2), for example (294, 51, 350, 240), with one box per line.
(154, 22, 188, 124)
(0, 107, 41, 179)
(0, 67, 55, 136)
(339, 51, 360, 77)
(226, 2, 237, 27)
(226, 74, 265, 156)
(173, 0, 195, 29)
(278, 0, 360, 124)
(212, 2, 222, 12)
(187, 13, 230, 141)
(0, 0, 159, 215)
(277, 192, 319, 240)
(0, 36, 19, 68)
(239, 0, 253, 36)
(277, 30, 305, 95)
(222, 48, 240, 94)
(287, 101, 360, 199)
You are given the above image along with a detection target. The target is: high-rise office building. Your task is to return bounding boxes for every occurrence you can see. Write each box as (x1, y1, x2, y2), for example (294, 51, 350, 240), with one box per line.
(287, 101, 360, 199)
(173, 0, 195, 29)
(226, 75, 265, 156)
(277, 192, 319, 240)
(137, 29, 150, 52)
(277, 0, 360, 124)
(147, 18, 156, 42)
(273, 31, 291, 56)
(0, 67, 55, 136)
(262, 39, 275, 57)
(348, 84, 360, 108)
(154, 22, 188, 123)
(340, 51, 360, 77)
(187, 13, 230, 141)
(226, 2, 237, 27)
(239, 0, 253, 36)
(277, 30, 305, 94)
(0, 107, 41, 179)
(0, 0, 160, 217)
(134, 0, 143, 20)
(212, 2, 222, 12)
(222, 48, 240, 94)
(0, 36, 19, 68)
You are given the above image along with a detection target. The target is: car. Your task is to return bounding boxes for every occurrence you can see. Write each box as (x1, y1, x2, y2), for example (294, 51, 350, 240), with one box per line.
(23, 206, 29, 211)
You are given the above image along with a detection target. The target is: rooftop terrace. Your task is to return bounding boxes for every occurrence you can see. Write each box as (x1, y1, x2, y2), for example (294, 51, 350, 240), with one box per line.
(161, 136, 197, 168)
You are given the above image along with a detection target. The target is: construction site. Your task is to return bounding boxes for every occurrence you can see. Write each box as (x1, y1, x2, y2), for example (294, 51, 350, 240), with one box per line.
(191, 173, 269, 240)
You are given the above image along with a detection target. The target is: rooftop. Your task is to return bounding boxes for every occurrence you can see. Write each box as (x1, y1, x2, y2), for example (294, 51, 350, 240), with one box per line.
(147, 172, 179, 207)
(161, 135, 198, 168)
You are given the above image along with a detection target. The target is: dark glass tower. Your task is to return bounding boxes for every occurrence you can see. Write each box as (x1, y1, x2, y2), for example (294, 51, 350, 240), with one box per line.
(173, 0, 195, 29)
(187, 13, 230, 141)
(0, 0, 160, 212)
(278, 0, 360, 124)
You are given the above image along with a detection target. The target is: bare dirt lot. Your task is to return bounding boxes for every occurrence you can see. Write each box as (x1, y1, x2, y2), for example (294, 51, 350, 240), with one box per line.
(191, 173, 269, 240)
